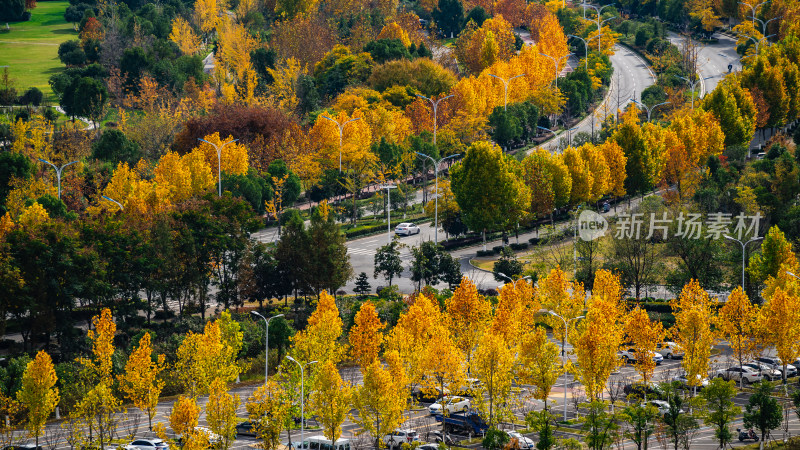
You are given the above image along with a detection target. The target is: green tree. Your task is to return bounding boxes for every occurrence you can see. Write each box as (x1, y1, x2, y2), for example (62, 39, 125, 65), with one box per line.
(267, 160, 301, 206)
(409, 241, 461, 290)
(527, 409, 557, 450)
(581, 401, 618, 450)
(374, 239, 404, 287)
(662, 387, 698, 450)
(92, 129, 141, 166)
(353, 272, 371, 298)
(363, 39, 412, 64)
(482, 429, 509, 450)
(488, 106, 522, 149)
(747, 225, 794, 287)
(0, 152, 31, 213)
(743, 380, 782, 442)
(450, 141, 530, 249)
(432, 0, 464, 38)
(306, 204, 352, 296)
(700, 377, 740, 448)
(702, 77, 757, 147)
(493, 247, 523, 282)
(621, 403, 658, 450)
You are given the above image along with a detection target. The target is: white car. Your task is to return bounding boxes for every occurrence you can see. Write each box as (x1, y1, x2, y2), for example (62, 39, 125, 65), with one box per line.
(620, 348, 663, 365)
(656, 342, 683, 359)
(757, 357, 798, 378)
(194, 426, 222, 446)
(122, 439, 170, 450)
(672, 374, 710, 390)
(644, 400, 682, 416)
(382, 430, 420, 448)
(429, 396, 471, 415)
(744, 362, 782, 381)
(717, 366, 763, 384)
(394, 223, 420, 236)
(506, 431, 535, 449)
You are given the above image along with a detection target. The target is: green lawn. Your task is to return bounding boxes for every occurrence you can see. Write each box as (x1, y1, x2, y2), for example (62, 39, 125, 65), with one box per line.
(0, 1, 77, 97)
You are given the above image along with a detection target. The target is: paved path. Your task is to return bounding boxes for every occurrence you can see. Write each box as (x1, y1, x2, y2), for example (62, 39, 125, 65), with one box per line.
(666, 31, 741, 97)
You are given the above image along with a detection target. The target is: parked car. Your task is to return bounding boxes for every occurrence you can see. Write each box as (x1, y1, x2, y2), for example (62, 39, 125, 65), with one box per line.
(644, 400, 682, 416)
(5, 445, 44, 450)
(122, 440, 170, 450)
(382, 430, 420, 448)
(418, 445, 438, 450)
(671, 374, 710, 390)
(656, 342, 683, 359)
(236, 421, 258, 437)
(717, 366, 763, 384)
(454, 378, 482, 396)
(429, 396, 471, 415)
(289, 436, 351, 450)
(757, 357, 798, 378)
(744, 362, 782, 381)
(194, 426, 222, 446)
(619, 348, 663, 365)
(506, 431, 535, 449)
(394, 223, 420, 236)
(412, 385, 449, 402)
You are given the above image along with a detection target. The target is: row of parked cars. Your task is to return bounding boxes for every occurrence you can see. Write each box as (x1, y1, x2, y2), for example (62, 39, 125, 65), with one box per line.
(717, 357, 800, 383)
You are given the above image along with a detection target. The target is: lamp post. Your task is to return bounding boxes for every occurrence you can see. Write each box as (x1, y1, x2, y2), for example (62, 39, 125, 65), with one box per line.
(738, 33, 776, 58)
(632, 100, 671, 122)
(537, 125, 559, 150)
(542, 310, 584, 422)
(198, 138, 238, 197)
(539, 53, 575, 87)
(566, 126, 579, 147)
(724, 235, 763, 290)
(738, 0, 771, 27)
(286, 356, 318, 449)
(414, 94, 454, 145)
(250, 312, 284, 383)
(751, 16, 781, 36)
(379, 184, 397, 245)
(486, 74, 526, 111)
(496, 272, 532, 289)
(101, 195, 123, 211)
(37, 159, 78, 200)
(415, 152, 460, 244)
(566, 35, 602, 71)
(321, 116, 361, 172)
(580, 3, 614, 23)
(675, 75, 713, 109)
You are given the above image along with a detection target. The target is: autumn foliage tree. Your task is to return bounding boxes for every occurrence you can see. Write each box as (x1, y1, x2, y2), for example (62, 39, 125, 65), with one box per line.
(671, 280, 717, 393)
(351, 354, 407, 448)
(246, 381, 292, 450)
(291, 291, 346, 365)
(309, 361, 352, 443)
(624, 307, 666, 390)
(715, 287, 760, 388)
(349, 301, 384, 369)
(118, 332, 166, 430)
(17, 351, 59, 448)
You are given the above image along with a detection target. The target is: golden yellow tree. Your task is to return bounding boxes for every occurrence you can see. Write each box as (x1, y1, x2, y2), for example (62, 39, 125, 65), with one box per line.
(75, 381, 121, 450)
(17, 350, 59, 448)
(86, 308, 116, 381)
(517, 327, 562, 409)
(247, 381, 292, 450)
(537, 267, 585, 343)
(671, 280, 716, 393)
(624, 307, 666, 390)
(291, 291, 347, 365)
(169, 17, 201, 55)
(309, 361, 352, 443)
(351, 355, 408, 448)
(194, 0, 220, 35)
(195, 133, 250, 178)
(118, 332, 166, 430)
(386, 293, 443, 389)
(446, 277, 492, 364)
(571, 271, 626, 401)
(419, 332, 466, 404)
(715, 287, 759, 388)
(377, 22, 411, 46)
(176, 320, 241, 397)
(490, 279, 538, 343)
(349, 301, 384, 369)
(759, 286, 800, 384)
(471, 330, 516, 427)
(206, 378, 241, 450)
(169, 395, 209, 450)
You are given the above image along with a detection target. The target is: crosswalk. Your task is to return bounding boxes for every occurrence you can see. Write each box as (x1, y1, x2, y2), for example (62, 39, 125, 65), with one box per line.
(347, 248, 412, 259)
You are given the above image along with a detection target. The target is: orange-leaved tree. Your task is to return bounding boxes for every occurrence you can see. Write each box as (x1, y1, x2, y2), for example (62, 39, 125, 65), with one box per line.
(446, 277, 492, 364)
(291, 290, 347, 365)
(386, 293, 443, 391)
(349, 301, 385, 370)
(759, 285, 800, 385)
(624, 307, 666, 392)
(715, 287, 760, 388)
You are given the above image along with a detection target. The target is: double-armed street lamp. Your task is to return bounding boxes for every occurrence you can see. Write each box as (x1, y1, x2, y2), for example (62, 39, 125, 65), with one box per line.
(415, 94, 454, 145)
(724, 234, 763, 291)
(415, 152, 460, 244)
(37, 159, 78, 200)
(198, 137, 238, 197)
(539, 53, 575, 88)
(632, 100, 671, 122)
(675, 74, 713, 109)
(320, 116, 362, 172)
(250, 311, 284, 383)
(486, 73, 526, 111)
(496, 272, 532, 289)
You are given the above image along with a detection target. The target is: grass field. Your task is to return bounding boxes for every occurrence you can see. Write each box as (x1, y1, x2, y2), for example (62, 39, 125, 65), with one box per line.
(0, 1, 76, 97)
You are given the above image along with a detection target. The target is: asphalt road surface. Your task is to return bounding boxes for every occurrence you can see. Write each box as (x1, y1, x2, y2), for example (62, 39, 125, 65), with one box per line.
(666, 31, 741, 97)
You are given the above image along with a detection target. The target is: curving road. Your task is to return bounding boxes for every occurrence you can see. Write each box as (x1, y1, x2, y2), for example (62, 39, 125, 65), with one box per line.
(667, 31, 741, 97)
(535, 43, 656, 152)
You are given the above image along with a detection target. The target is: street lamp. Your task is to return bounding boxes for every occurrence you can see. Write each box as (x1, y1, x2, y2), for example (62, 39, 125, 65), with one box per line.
(541, 309, 584, 422)
(415, 152, 460, 244)
(537, 126, 559, 150)
(632, 100, 671, 122)
(724, 235, 763, 291)
(675, 75, 713, 109)
(320, 116, 361, 172)
(250, 312, 284, 383)
(198, 138, 238, 197)
(738, 0, 771, 27)
(496, 272, 532, 289)
(415, 94, 454, 145)
(738, 33, 776, 58)
(750, 16, 781, 36)
(286, 356, 318, 449)
(486, 73, 526, 111)
(101, 195, 123, 211)
(566, 126, 579, 148)
(379, 184, 397, 245)
(37, 159, 78, 200)
(539, 52, 575, 87)
(580, 3, 614, 22)
(566, 35, 602, 71)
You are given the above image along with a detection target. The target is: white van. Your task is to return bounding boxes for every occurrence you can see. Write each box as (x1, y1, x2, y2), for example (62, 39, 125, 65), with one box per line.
(292, 436, 351, 450)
